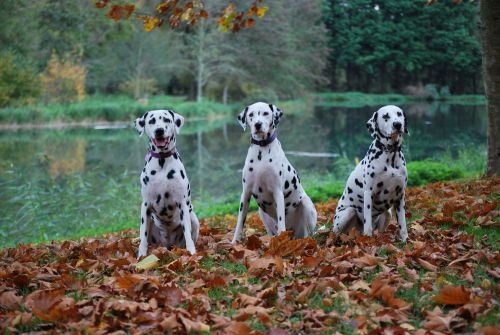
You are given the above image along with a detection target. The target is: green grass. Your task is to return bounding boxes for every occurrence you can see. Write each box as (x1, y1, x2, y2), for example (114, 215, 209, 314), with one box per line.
(0, 158, 485, 248)
(0, 94, 235, 124)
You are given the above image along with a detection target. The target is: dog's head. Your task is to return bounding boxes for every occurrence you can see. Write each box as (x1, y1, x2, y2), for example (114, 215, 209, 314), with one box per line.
(134, 109, 184, 151)
(366, 105, 408, 145)
(237, 102, 283, 141)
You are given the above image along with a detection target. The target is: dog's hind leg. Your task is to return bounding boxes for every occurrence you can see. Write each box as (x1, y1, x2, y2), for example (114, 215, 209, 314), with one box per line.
(232, 189, 252, 243)
(287, 196, 317, 238)
(259, 208, 278, 236)
(333, 207, 358, 235)
(190, 211, 200, 243)
(375, 210, 392, 233)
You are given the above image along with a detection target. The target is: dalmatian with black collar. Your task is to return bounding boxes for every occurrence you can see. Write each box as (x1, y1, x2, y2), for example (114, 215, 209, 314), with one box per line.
(333, 105, 409, 241)
(232, 102, 317, 243)
(134, 110, 199, 257)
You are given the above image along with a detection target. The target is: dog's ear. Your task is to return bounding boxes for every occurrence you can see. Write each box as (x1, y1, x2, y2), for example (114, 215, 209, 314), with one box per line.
(172, 111, 184, 134)
(366, 111, 378, 139)
(403, 110, 409, 135)
(237, 106, 249, 131)
(269, 103, 283, 127)
(134, 112, 148, 136)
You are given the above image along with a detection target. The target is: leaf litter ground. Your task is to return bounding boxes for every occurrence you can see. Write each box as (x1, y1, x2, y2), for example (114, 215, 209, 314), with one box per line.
(0, 178, 499, 334)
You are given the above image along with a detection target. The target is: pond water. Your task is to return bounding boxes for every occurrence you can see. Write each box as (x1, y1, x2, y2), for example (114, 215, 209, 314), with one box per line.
(0, 103, 487, 246)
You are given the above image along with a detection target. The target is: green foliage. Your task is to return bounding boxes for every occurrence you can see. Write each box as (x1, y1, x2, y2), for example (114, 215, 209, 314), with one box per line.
(0, 52, 40, 107)
(407, 161, 463, 186)
(323, 0, 481, 94)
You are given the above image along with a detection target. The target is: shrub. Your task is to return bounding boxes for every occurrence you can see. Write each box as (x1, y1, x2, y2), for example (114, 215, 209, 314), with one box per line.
(407, 161, 463, 187)
(41, 53, 86, 104)
(0, 52, 41, 107)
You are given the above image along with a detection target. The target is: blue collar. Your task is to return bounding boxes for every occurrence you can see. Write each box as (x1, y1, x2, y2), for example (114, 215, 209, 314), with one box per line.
(251, 131, 277, 146)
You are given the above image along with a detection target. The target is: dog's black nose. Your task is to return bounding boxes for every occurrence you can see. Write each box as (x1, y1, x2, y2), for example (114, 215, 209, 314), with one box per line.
(255, 122, 262, 131)
(393, 122, 402, 131)
(154, 128, 165, 137)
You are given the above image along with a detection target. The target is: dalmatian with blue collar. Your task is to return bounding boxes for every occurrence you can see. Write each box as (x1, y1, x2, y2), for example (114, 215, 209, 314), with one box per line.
(232, 102, 317, 243)
(134, 110, 200, 257)
(333, 105, 409, 241)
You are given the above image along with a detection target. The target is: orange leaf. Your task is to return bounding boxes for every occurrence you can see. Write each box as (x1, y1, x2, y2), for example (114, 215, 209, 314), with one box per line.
(265, 231, 317, 257)
(432, 285, 470, 305)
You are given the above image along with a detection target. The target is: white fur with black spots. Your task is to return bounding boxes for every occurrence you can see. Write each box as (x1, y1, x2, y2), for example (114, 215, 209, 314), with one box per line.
(232, 102, 317, 243)
(134, 110, 199, 257)
(333, 105, 409, 241)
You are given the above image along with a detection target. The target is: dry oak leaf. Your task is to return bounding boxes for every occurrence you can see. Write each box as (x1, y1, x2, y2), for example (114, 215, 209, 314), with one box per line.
(24, 289, 74, 322)
(432, 285, 470, 305)
(265, 231, 317, 257)
(237, 293, 262, 307)
(179, 315, 210, 333)
(352, 253, 382, 267)
(247, 256, 277, 275)
(370, 279, 409, 309)
(0, 291, 22, 310)
(221, 321, 251, 335)
(480, 326, 500, 335)
(417, 258, 438, 271)
(422, 306, 454, 332)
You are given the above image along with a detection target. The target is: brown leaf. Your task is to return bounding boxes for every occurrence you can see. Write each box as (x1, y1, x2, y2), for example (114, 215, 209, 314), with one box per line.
(0, 291, 22, 310)
(417, 258, 438, 271)
(179, 315, 210, 333)
(267, 327, 291, 335)
(223, 321, 251, 335)
(302, 256, 323, 268)
(352, 253, 381, 267)
(265, 231, 317, 257)
(370, 279, 409, 309)
(432, 285, 470, 305)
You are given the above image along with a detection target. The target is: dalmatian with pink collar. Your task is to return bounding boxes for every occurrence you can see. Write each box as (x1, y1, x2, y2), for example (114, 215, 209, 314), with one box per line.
(333, 105, 409, 241)
(134, 110, 199, 257)
(231, 102, 317, 243)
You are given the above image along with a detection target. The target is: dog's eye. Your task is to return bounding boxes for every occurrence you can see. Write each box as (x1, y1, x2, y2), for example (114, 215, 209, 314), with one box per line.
(382, 113, 390, 122)
(263, 112, 269, 116)
(397, 112, 402, 117)
(249, 113, 254, 117)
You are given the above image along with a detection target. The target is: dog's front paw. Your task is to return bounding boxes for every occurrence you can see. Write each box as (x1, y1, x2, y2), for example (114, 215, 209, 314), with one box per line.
(400, 230, 408, 242)
(363, 227, 373, 237)
(231, 236, 240, 244)
(187, 245, 196, 255)
(137, 245, 148, 259)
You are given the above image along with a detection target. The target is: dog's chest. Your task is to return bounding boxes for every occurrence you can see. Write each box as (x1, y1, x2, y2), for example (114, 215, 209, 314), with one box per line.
(369, 165, 406, 208)
(243, 143, 303, 217)
(141, 158, 191, 222)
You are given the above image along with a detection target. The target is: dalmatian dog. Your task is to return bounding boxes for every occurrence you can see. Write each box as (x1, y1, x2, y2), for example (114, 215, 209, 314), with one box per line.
(333, 105, 409, 241)
(231, 102, 317, 243)
(134, 110, 199, 257)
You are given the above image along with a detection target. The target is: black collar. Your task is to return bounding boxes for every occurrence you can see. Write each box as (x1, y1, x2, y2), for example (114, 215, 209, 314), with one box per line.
(375, 139, 401, 153)
(251, 131, 277, 146)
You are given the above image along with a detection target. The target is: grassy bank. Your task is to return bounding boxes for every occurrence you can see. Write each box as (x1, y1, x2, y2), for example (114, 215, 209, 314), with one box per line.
(314, 92, 485, 108)
(0, 92, 484, 125)
(0, 95, 236, 124)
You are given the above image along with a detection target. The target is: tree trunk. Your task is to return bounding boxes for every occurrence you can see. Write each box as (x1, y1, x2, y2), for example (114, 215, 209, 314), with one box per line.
(222, 84, 228, 105)
(480, 0, 500, 176)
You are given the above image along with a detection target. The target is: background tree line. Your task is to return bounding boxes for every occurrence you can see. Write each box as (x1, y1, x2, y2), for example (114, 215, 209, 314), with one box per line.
(0, 0, 481, 107)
